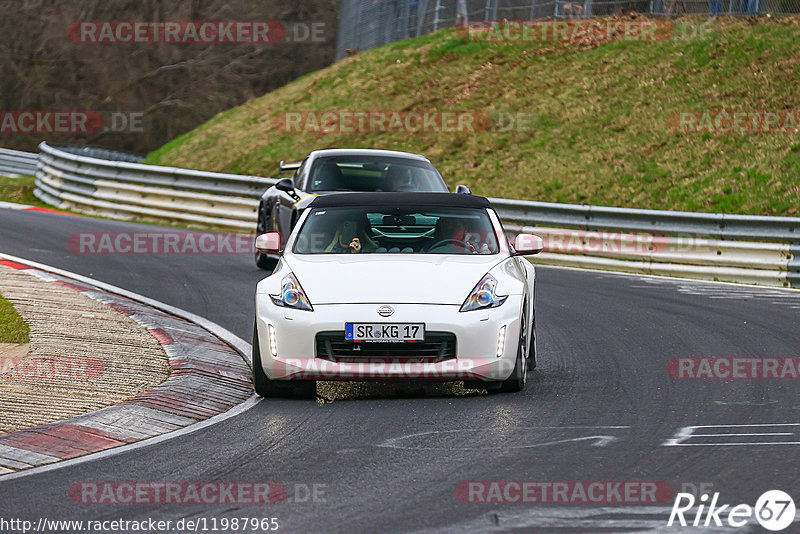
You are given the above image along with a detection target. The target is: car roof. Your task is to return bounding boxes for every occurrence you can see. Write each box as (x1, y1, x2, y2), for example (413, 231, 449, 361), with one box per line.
(308, 148, 430, 161)
(309, 192, 491, 209)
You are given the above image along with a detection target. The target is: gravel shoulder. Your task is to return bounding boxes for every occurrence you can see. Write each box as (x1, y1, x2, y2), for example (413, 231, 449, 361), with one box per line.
(0, 264, 171, 434)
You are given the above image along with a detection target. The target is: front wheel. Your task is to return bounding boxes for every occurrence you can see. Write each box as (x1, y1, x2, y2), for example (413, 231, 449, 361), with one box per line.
(252, 322, 316, 398)
(497, 306, 529, 393)
(528, 308, 537, 370)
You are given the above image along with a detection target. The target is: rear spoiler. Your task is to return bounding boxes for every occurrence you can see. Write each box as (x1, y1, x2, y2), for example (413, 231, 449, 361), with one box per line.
(279, 160, 302, 172)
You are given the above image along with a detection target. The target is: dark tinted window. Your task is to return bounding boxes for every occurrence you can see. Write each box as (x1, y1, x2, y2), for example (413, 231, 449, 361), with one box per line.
(294, 207, 498, 255)
(308, 156, 446, 193)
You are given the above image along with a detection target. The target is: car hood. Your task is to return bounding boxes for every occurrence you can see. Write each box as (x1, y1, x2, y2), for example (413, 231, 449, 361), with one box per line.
(284, 254, 503, 305)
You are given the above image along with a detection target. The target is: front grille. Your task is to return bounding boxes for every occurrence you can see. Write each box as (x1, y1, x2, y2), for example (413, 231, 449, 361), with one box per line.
(315, 331, 456, 363)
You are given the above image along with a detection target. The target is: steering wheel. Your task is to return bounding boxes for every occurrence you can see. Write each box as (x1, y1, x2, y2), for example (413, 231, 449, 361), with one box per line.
(428, 239, 471, 252)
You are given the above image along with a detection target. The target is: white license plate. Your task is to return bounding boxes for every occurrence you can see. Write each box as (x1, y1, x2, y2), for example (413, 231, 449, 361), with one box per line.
(345, 323, 425, 343)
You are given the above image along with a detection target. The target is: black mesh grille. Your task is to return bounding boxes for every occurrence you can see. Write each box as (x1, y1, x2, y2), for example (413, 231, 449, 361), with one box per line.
(315, 331, 456, 363)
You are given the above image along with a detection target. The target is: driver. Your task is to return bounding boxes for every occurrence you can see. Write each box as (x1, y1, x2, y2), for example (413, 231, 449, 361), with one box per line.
(429, 217, 488, 253)
(385, 165, 418, 192)
(324, 217, 376, 254)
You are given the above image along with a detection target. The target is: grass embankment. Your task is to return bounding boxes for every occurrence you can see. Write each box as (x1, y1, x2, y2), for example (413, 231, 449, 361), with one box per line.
(0, 293, 29, 343)
(146, 16, 800, 216)
(0, 176, 50, 208)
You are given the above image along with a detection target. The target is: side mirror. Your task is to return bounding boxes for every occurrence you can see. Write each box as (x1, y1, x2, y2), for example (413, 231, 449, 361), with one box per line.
(455, 184, 472, 195)
(255, 232, 283, 255)
(276, 177, 295, 194)
(513, 234, 544, 256)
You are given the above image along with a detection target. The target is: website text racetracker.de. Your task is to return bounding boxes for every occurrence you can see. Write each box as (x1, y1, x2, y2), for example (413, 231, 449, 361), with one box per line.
(1, 111, 145, 134)
(0, 517, 279, 534)
(68, 21, 327, 44)
(457, 481, 674, 504)
(1, 112, 95, 134)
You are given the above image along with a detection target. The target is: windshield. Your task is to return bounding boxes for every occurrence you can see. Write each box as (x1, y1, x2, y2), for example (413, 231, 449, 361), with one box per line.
(308, 155, 446, 193)
(293, 207, 499, 255)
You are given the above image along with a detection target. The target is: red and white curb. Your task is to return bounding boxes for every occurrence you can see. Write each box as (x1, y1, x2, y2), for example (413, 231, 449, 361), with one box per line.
(0, 200, 74, 217)
(0, 255, 256, 478)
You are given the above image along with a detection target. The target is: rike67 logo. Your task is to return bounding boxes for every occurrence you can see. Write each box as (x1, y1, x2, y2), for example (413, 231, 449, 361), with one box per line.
(668, 490, 796, 531)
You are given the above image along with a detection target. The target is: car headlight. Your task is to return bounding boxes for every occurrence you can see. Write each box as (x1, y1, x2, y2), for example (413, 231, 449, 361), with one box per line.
(270, 273, 313, 311)
(460, 274, 507, 312)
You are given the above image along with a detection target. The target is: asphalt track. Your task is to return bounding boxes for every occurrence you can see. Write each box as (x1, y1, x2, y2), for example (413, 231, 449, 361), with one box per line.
(0, 207, 798, 533)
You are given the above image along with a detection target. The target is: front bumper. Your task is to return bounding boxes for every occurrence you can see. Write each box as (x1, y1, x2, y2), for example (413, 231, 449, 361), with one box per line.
(255, 297, 524, 382)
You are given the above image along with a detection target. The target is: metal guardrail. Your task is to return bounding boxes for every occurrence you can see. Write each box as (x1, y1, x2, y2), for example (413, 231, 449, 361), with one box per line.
(0, 148, 38, 177)
(494, 200, 799, 288)
(35, 142, 275, 231)
(505, 226, 798, 288)
(15, 142, 800, 288)
(57, 146, 145, 164)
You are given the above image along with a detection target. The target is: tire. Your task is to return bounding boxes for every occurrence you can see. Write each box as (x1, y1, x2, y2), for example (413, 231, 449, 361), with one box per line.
(255, 202, 279, 270)
(252, 322, 316, 399)
(497, 305, 529, 393)
(528, 305, 537, 370)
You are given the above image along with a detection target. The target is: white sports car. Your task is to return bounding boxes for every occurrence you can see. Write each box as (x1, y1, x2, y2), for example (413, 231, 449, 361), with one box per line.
(253, 192, 544, 398)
